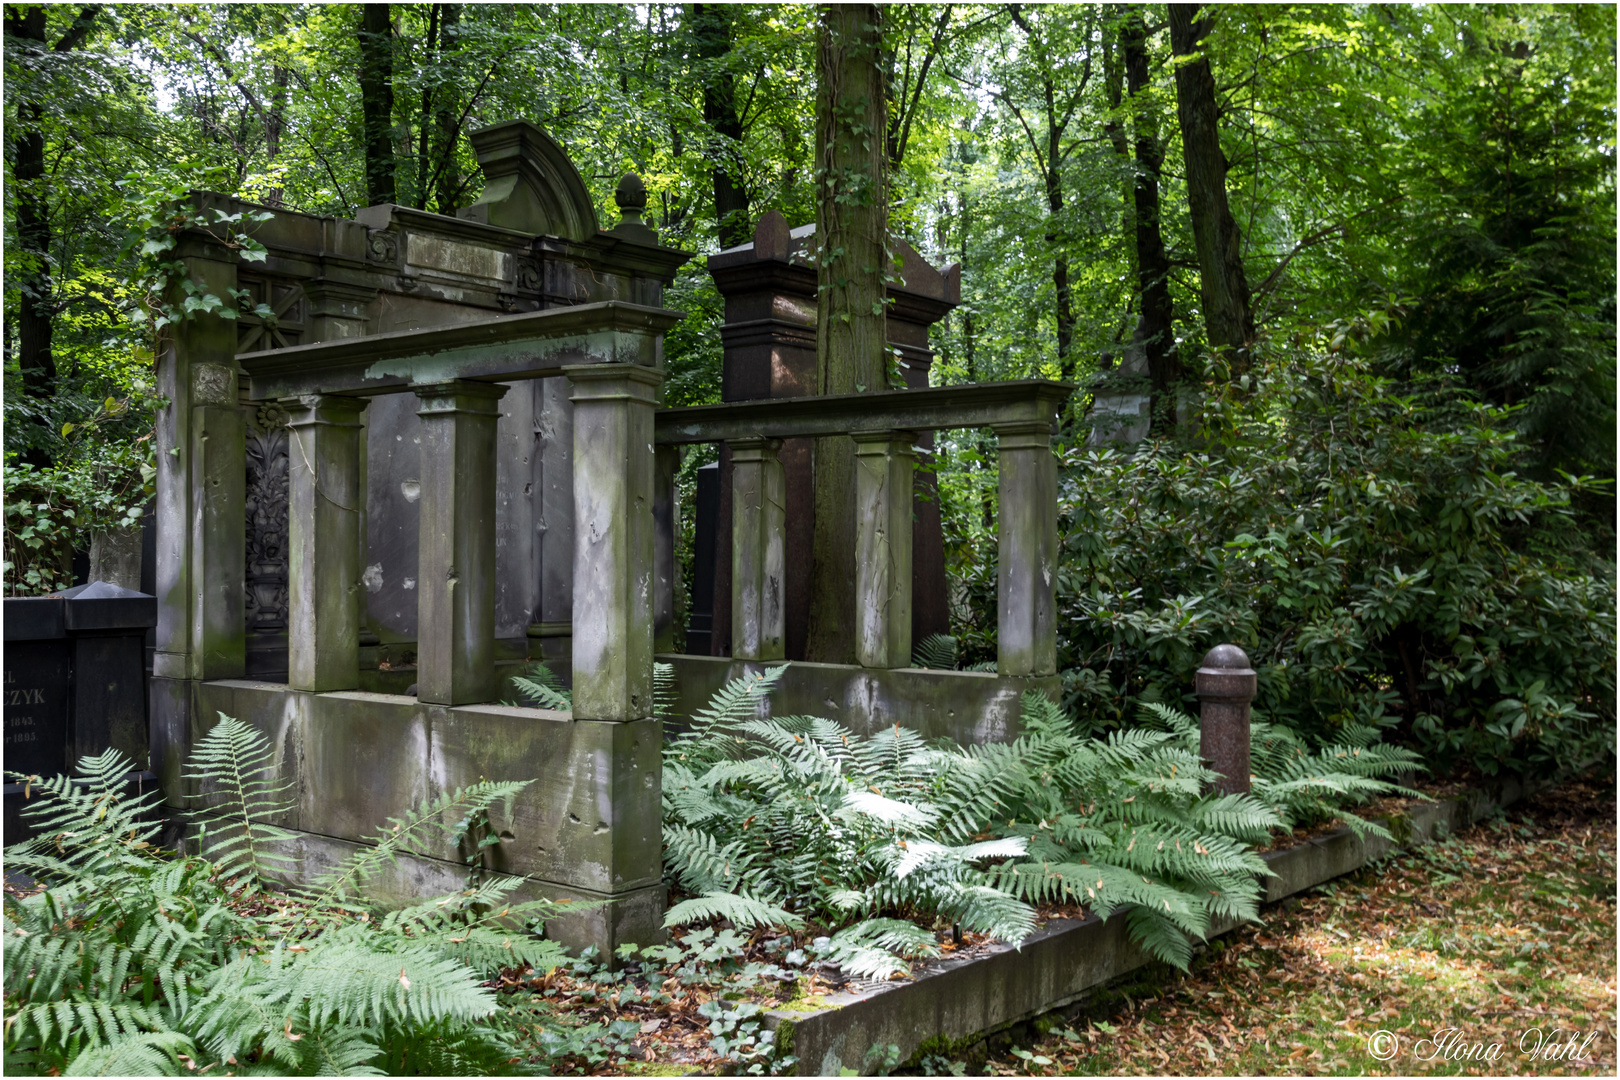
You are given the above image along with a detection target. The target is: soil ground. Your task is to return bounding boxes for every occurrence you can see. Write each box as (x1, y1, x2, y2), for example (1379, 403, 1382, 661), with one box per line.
(970, 769, 1617, 1077)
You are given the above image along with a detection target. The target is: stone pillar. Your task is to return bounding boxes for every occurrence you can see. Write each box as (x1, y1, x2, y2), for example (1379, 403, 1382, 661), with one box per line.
(1195, 644, 1256, 795)
(653, 445, 681, 654)
(413, 381, 508, 706)
(729, 438, 786, 662)
(566, 364, 663, 722)
(153, 251, 244, 683)
(994, 421, 1057, 677)
(284, 394, 367, 692)
(853, 431, 916, 669)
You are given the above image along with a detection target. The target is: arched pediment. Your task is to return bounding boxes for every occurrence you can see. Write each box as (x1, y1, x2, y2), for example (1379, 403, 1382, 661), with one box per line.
(457, 120, 599, 241)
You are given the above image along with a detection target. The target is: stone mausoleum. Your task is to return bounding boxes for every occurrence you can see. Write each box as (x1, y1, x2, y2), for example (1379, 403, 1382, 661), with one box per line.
(150, 120, 1071, 953)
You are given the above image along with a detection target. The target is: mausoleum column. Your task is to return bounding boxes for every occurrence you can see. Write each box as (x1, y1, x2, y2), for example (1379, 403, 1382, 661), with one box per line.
(565, 363, 663, 722)
(853, 430, 916, 669)
(283, 394, 367, 692)
(728, 437, 786, 662)
(653, 445, 681, 654)
(412, 380, 508, 706)
(993, 421, 1058, 677)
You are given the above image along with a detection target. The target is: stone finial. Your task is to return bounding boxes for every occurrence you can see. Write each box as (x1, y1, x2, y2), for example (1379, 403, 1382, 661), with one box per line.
(1195, 644, 1256, 795)
(610, 173, 658, 244)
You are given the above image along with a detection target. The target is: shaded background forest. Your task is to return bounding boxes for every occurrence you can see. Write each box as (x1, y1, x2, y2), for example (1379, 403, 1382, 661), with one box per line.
(4, 3, 1615, 776)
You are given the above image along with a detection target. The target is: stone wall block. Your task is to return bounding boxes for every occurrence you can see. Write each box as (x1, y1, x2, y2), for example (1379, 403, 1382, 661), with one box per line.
(565, 364, 663, 722)
(993, 421, 1057, 677)
(729, 438, 786, 662)
(413, 381, 509, 705)
(190, 403, 246, 680)
(285, 395, 367, 692)
(853, 431, 916, 669)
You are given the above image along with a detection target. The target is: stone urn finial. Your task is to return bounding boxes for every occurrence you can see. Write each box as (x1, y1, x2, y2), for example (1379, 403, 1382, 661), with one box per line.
(611, 173, 658, 244)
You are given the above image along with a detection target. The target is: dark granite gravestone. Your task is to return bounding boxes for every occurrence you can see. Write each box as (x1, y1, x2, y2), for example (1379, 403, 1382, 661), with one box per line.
(3, 582, 157, 844)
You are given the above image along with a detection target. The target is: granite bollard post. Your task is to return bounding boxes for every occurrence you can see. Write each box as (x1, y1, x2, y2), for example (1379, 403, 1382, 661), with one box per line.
(993, 421, 1057, 677)
(1195, 644, 1257, 795)
(853, 430, 915, 669)
(729, 437, 786, 662)
(284, 394, 367, 692)
(413, 380, 508, 706)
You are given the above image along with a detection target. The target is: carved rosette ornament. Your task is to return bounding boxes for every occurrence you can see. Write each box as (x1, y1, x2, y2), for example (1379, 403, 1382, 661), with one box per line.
(366, 228, 400, 266)
(245, 402, 291, 633)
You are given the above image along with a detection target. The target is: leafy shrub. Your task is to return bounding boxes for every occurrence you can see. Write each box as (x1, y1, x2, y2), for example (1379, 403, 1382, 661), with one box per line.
(1045, 335, 1614, 776)
(3, 718, 574, 1076)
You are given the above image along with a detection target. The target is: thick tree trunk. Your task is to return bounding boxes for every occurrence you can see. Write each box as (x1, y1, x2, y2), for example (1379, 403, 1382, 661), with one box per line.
(1123, 11, 1181, 429)
(691, 4, 749, 248)
(4, 3, 101, 425)
(805, 2, 887, 665)
(359, 3, 396, 206)
(1169, 4, 1253, 361)
(433, 3, 461, 214)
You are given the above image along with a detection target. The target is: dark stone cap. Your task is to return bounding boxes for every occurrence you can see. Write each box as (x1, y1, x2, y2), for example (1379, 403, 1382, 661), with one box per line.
(3, 596, 64, 641)
(1199, 643, 1253, 673)
(58, 581, 158, 632)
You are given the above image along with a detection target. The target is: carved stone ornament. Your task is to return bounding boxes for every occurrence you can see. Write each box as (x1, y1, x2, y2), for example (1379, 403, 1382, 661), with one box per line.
(192, 362, 235, 405)
(244, 405, 291, 633)
(367, 228, 400, 265)
(516, 257, 543, 293)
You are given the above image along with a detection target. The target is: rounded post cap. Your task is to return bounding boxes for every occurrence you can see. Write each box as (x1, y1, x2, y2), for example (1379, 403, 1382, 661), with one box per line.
(1199, 643, 1254, 673)
(614, 173, 648, 213)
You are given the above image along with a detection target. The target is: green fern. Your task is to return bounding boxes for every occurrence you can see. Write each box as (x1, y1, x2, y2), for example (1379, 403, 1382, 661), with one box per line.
(509, 661, 572, 710)
(910, 633, 958, 670)
(183, 713, 298, 884)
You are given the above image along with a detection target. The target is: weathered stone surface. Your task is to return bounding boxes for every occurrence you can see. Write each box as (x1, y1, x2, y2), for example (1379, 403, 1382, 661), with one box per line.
(285, 395, 367, 692)
(567, 364, 662, 722)
(657, 654, 1059, 746)
(653, 445, 681, 653)
(89, 525, 144, 591)
(993, 422, 1057, 677)
(190, 403, 247, 680)
(657, 381, 1073, 446)
(239, 302, 681, 400)
(413, 381, 508, 705)
(729, 438, 786, 662)
(184, 681, 662, 897)
(154, 254, 236, 682)
(852, 432, 915, 669)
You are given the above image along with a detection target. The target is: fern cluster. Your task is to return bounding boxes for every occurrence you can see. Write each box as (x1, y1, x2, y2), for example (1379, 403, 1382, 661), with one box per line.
(4, 719, 572, 1076)
(1135, 701, 1426, 841)
(661, 673, 1426, 973)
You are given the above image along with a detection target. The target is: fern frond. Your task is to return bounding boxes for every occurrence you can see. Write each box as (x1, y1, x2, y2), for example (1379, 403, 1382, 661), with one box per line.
(910, 633, 957, 670)
(184, 714, 297, 885)
(510, 662, 572, 711)
(662, 891, 804, 930)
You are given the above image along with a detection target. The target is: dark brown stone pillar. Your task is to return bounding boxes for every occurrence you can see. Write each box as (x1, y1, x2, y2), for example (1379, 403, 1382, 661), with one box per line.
(1195, 644, 1257, 795)
(704, 212, 959, 661)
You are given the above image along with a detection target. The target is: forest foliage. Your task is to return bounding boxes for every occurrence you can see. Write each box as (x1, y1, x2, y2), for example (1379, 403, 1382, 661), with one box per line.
(3, 3, 1614, 772)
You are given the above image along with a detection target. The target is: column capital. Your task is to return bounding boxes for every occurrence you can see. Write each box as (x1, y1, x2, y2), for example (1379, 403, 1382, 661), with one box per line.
(282, 393, 367, 427)
(726, 435, 782, 462)
(851, 428, 918, 454)
(412, 380, 510, 416)
(564, 362, 664, 404)
(990, 420, 1053, 449)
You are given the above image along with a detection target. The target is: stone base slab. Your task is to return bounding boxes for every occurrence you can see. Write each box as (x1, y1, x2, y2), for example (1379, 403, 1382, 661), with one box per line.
(656, 654, 1060, 745)
(766, 770, 1541, 1074)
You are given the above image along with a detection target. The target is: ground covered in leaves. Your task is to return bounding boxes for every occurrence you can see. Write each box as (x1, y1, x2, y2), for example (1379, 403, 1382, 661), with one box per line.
(976, 771, 1617, 1077)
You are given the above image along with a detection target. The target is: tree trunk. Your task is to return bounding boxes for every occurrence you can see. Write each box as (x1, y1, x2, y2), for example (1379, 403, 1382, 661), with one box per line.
(1169, 4, 1253, 361)
(1123, 11, 1181, 430)
(359, 3, 396, 206)
(433, 3, 461, 214)
(691, 3, 749, 248)
(805, 2, 887, 665)
(4, 2, 100, 451)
